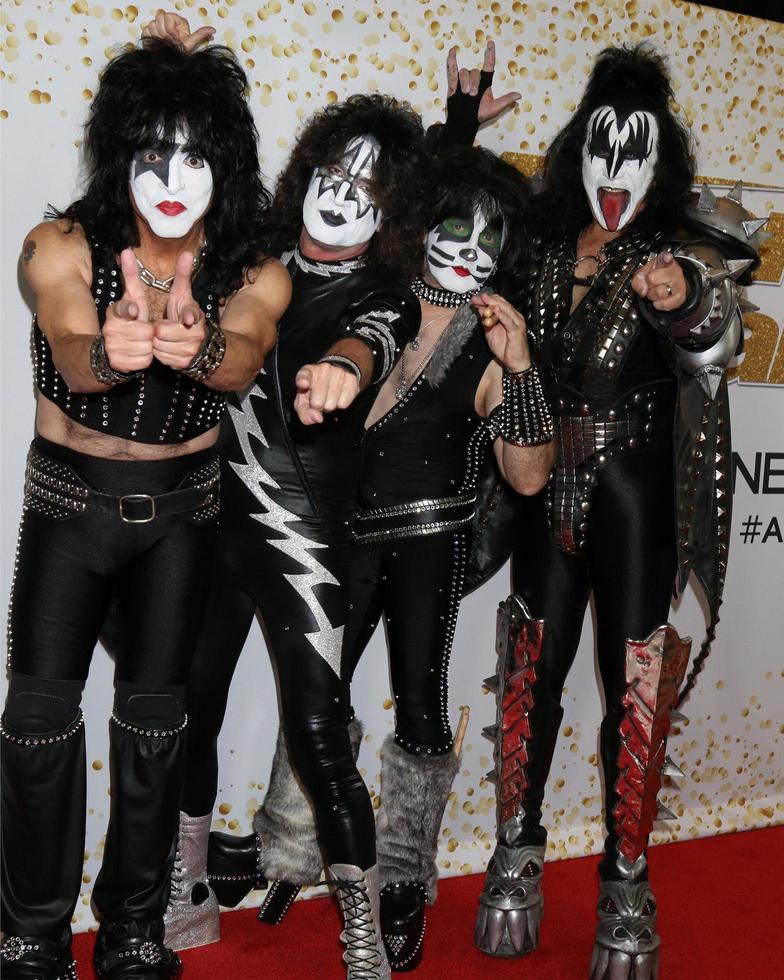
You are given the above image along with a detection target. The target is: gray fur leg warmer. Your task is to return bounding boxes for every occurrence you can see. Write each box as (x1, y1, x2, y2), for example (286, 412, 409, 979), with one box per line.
(254, 719, 364, 884)
(376, 735, 459, 904)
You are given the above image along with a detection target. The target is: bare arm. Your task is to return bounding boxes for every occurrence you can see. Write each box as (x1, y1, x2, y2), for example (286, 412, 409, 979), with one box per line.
(474, 293, 554, 496)
(22, 222, 154, 393)
(208, 258, 291, 391)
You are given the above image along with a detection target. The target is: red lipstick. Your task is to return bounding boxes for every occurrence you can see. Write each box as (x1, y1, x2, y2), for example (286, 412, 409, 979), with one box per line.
(156, 201, 187, 216)
(453, 266, 471, 277)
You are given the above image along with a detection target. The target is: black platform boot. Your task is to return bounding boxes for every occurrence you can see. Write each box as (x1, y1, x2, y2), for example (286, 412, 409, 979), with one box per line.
(1, 707, 85, 980)
(92, 695, 187, 979)
(376, 736, 459, 971)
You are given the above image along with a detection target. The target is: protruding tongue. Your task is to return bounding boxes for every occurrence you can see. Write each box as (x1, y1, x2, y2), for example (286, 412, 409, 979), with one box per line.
(598, 188, 630, 231)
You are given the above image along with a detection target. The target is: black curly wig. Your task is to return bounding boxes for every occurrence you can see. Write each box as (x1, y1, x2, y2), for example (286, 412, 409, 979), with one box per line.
(532, 44, 696, 240)
(426, 146, 532, 296)
(269, 94, 427, 280)
(51, 39, 272, 299)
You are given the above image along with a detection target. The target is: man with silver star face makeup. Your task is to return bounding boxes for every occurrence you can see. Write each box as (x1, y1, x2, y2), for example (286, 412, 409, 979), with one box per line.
(1, 38, 290, 980)
(436, 41, 768, 980)
(142, 16, 427, 978)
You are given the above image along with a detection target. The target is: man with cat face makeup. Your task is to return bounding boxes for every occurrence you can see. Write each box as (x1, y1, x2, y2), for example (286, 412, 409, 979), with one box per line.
(438, 43, 767, 979)
(340, 147, 553, 971)
(1, 39, 290, 980)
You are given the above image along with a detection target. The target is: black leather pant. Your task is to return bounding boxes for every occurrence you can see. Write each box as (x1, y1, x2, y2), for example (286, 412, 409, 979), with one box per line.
(344, 529, 471, 755)
(1, 438, 217, 940)
(182, 466, 376, 870)
(511, 448, 677, 878)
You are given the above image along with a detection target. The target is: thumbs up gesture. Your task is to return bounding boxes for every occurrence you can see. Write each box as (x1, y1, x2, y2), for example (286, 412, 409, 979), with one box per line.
(102, 249, 154, 373)
(152, 251, 208, 370)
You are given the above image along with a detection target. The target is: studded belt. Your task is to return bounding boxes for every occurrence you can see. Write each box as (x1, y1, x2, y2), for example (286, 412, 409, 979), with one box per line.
(547, 382, 673, 554)
(353, 493, 476, 543)
(24, 446, 220, 525)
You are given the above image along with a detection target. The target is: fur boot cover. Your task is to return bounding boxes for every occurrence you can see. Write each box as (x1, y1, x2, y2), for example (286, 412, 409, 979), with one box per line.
(376, 735, 460, 904)
(254, 719, 363, 884)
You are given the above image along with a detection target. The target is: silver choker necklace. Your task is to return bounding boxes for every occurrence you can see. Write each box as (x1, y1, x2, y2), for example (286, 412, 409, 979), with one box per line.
(134, 241, 207, 293)
(411, 276, 478, 308)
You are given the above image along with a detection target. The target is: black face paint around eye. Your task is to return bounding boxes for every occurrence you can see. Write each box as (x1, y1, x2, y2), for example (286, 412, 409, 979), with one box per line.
(132, 146, 177, 185)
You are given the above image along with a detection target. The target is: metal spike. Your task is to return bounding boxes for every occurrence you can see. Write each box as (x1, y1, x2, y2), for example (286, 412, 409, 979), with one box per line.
(725, 180, 743, 204)
(695, 365, 723, 400)
(738, 298, 760, 314)
(483, 675, 499, 692)
(704, 267, 732, 287)
(696, 183, 719, 212)
(656, 802, 677, 821)
(670, 709, 689, 724)
(482, 725, 499, 742)
(742, 216, 769, 239)
(726, 257, 755, 280)
(485, 769, 499, 785)
(661, 756, 686, 779)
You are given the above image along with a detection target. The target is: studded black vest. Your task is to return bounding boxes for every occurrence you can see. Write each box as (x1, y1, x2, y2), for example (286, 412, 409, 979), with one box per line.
(33, 241, 224, 444)
(522, 232, 676, 553)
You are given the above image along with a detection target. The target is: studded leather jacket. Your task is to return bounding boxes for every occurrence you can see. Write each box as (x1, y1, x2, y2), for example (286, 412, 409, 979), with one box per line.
(521, 223, 743, 634)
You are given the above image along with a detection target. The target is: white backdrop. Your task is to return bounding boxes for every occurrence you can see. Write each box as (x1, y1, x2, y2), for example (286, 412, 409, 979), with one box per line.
(1, 1, 782, 933)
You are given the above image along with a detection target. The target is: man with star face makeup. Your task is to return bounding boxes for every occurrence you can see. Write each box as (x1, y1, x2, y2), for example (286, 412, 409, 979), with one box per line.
(141, 18, 426, 968)
(438, 42, 768, 979)
(0, 39, 290, 980)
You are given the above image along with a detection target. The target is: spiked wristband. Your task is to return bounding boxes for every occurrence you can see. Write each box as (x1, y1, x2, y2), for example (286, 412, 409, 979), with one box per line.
(499, 365, 553, 447)
(89, 335, 142, 386)
(181, 320, 226, 383)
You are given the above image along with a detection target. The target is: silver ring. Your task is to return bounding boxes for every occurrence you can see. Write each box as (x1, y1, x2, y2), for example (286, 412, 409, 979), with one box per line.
(665, 282, 673, 297)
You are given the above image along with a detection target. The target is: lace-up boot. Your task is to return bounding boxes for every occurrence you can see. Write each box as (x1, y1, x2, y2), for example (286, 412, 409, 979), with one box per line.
(163, 812, 219, 951)
(330, 863, 391, 980)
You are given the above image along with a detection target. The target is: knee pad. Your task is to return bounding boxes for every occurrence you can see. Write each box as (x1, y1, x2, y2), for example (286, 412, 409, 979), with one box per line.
(114, 681, 185, 728)
(3, 672, 84, 735)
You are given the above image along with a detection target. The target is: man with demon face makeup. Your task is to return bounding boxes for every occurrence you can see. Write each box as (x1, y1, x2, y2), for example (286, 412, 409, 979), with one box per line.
(1, 39, 290, 980)
(438, 43, 768, 979)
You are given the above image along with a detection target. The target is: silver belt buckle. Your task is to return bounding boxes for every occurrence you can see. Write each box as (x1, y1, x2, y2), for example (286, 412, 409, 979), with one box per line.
(119, 493, 156, 524)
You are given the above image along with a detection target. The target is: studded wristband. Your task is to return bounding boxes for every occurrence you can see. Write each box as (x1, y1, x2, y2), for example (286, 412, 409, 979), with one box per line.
(317, 354, 362, 386)
(89, 334, 142, 386)
(499, 365, 554, 447)
(181, 320, 227, 383)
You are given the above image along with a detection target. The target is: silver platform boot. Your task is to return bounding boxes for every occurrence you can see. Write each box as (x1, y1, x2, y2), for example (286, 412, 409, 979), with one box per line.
(330, 863, 391, 980)
(475, 841, 546, 956)
(590, 878, 660, 980)
(164, 811, 220, 951)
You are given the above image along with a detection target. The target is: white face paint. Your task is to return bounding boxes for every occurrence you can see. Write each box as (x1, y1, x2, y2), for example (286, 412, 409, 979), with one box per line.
(581, 106, 659, 232)
(302, 135, 382, 248)
(424, 208, 503, 293)
(129, 131, 213, 239)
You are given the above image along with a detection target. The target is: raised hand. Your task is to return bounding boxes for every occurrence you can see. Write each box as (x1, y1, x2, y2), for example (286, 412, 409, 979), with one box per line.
(152, 251, 208, 370)
(632, 251, 688, 312)
(293, 363, 360, 426)
(141, 11, 215, 52)
(473, 292, 532, 373)
(102, 248, 154, 373)
(446, 41, 521, 125)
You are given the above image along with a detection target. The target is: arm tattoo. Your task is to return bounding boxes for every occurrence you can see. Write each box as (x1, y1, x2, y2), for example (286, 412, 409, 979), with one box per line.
(23, 240, 36, 265)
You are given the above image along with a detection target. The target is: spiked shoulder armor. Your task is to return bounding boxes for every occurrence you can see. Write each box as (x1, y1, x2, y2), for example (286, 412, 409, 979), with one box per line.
(641, 180, 770, 395)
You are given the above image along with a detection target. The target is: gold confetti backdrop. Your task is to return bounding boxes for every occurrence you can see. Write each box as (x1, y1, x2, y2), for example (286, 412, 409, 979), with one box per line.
(1, 1, 782, 931)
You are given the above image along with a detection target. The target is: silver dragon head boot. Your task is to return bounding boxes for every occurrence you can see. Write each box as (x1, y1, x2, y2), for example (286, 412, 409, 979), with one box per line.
(475, 839, 546, 956)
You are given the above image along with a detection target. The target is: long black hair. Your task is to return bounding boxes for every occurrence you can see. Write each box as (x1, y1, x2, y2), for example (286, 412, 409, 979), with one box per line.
(532, 44, 696, 240)
(270, 94, 427, 280)
(427, 146, 533, 296)
(51, 39, 272, 298)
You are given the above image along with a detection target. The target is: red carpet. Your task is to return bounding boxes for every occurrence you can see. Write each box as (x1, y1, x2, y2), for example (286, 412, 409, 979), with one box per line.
(73, 826, 783, 978)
